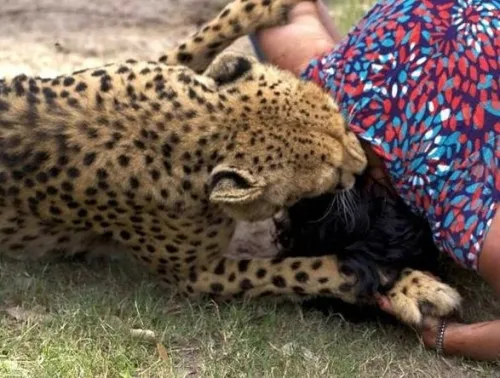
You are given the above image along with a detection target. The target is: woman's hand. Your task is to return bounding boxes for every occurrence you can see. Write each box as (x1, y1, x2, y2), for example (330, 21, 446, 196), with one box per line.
(375, 271, 458, 351)
(375, 294, 443, 348)
(254, 1, 339, 76)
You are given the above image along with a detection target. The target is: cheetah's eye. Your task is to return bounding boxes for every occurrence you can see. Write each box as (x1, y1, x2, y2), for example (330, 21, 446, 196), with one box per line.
(209, 171, 251, 191)
(208, 166, 264, 205)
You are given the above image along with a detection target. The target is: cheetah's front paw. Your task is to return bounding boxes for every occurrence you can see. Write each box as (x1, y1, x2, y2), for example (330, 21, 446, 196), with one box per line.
(387, 269, 461, 327)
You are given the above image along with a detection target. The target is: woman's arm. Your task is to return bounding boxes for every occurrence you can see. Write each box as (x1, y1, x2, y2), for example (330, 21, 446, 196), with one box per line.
(431, 321, 500, 360)
(429, 209, 500, 361)
(421, 210, 500, 360)
(377, 296, 500, 361)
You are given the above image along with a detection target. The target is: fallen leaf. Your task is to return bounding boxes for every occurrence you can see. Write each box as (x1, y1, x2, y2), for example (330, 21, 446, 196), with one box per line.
(280, 342, 296, 357)
(130, 328, 156, 341)
(272, 342, 318, 362)
(300, 346, 318, 362)
(156, 342, 169, 361)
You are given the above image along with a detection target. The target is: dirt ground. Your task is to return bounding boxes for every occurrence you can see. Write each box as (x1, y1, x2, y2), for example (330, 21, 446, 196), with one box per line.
(0, 0, 253, 77)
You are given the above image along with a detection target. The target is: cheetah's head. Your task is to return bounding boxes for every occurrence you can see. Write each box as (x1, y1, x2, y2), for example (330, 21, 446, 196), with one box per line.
(205, 54, 367, 221)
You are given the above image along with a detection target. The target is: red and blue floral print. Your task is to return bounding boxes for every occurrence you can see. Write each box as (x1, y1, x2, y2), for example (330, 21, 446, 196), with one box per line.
(301, 0, 499, 270)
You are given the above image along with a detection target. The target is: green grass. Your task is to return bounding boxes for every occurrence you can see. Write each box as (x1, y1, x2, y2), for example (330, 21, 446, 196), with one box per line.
(1, 1, 500, 377)
(1, 259, 499, 377)
(328, 0, 378, 34)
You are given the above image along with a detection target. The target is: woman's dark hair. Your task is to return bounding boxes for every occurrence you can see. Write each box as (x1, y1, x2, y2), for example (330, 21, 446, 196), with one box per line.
(275, 174, 440, 321)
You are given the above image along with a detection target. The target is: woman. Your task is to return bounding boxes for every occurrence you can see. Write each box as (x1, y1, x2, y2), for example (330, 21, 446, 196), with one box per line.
(252, 0, 499, 360)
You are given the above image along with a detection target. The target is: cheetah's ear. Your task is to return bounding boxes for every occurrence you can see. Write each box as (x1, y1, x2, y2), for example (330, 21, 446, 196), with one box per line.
(204, 54, 253, 86)
(208, 166, 265, 204)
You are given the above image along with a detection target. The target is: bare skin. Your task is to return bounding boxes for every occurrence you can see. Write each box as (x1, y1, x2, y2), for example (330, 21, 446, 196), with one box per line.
(255, 1, 500, 361)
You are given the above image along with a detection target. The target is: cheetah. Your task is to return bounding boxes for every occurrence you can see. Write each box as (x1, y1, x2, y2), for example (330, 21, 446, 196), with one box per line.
(0, 0, 460, 327)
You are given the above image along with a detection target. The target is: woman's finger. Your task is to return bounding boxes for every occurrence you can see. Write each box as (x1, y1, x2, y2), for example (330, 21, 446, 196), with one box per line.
(375, 294, 396, 315)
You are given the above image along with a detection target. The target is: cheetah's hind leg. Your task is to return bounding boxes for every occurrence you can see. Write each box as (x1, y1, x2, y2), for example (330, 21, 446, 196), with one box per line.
(159, 0, 317, 73)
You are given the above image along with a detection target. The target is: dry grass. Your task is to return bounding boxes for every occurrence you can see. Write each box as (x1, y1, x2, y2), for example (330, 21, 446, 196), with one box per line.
(1, 1, 500, 377)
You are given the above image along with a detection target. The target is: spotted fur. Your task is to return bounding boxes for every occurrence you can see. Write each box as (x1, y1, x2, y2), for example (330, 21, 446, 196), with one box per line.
(0, 0, 459, 326)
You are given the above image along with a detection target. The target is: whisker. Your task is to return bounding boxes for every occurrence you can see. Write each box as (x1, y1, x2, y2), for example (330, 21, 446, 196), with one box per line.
(307, 196, 336, 224)
(306, 187, 359, 227)
(339, 189, 358, 232)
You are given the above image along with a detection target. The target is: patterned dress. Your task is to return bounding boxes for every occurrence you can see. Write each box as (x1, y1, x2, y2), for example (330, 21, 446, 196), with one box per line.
(250, 0, 500, 270)
(299, 0, 499, 270)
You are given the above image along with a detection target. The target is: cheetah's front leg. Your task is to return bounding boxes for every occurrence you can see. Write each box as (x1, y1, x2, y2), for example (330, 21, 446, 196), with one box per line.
(181, 258, 462, 328)
(181, 256, 359, 303)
